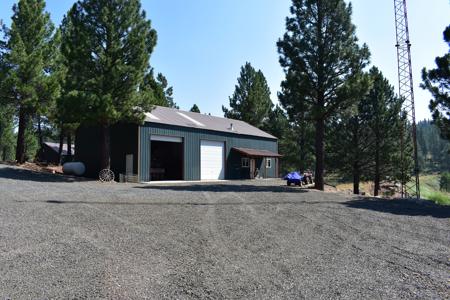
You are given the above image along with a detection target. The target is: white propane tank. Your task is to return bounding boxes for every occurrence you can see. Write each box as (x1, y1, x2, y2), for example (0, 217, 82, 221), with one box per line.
(62, 162, 86, 176)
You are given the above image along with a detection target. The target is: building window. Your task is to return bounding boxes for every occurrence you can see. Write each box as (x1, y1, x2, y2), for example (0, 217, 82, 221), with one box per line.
(266, 158, 272, 169)
(242, 157, 249, 168)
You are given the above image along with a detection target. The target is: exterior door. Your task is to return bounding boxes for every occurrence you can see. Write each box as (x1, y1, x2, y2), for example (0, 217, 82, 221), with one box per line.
(200, 140, 225, 180)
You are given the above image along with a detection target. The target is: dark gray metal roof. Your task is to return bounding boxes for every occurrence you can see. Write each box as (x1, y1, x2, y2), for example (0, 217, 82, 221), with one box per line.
(232, 147, 282, 157)
(144, 106, 277, 140)
(44, 142, 74, 155)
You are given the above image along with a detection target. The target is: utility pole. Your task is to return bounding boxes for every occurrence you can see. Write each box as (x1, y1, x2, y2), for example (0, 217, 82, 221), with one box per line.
(393, 0, 420, 199)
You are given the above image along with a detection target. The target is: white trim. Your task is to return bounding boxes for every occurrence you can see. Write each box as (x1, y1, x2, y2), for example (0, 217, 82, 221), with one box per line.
(177, 112, 205, 127)
(151, 135, 182, 143)
(241, 157, 250, 168)
(266, 158, 272, 169)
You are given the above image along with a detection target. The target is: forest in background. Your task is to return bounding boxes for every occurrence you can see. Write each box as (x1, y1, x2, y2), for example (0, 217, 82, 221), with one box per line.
(0, 0, 448, 203)
(417, 120, 450, 173)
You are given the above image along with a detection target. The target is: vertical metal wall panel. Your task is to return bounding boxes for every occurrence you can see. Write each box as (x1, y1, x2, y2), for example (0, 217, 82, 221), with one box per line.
(139, 123, 279, 181)
(139, 126, 151, 182)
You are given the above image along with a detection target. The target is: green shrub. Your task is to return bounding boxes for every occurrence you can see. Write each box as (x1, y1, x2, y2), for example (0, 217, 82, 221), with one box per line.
(427, 191, 450, 206)
(440, 172, 450, 192)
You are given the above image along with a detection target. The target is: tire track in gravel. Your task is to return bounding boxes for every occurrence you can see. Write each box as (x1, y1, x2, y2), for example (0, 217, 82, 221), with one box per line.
(196, 190, 273, 298)
(199, 191, 236, 263)
(51, 202, 171, 299)
(198, 190, 307, 299)
(311, 205, 450, 298)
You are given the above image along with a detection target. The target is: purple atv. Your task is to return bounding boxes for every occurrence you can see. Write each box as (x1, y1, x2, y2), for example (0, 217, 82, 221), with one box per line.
(284, 172, 303, 186)
(284, 171, 314, 186)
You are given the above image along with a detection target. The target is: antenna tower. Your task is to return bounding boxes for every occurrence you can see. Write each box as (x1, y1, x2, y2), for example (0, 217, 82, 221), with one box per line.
(393, 0, 420, 199)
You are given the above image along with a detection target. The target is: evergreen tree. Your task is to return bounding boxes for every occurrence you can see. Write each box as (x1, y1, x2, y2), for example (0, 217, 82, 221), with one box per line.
(363, 67, 404, 195)
(24, 122, 39, 161)
(422, 25, 450, 141)
(417, 120, 450, 172)
(190, 104, 200, 113)
(262, 105, 309, 175)
(0, 104, 15, 161)
(0, 33, 15, 161)
(277, 0, 370, 190)
(396, 115, 415, 192)
(263, 105, 288, 141)
(156, 73, 177, 109)
(0, 0, 59, 163)
(223, 62, 273, 128)
(139, 70, 177, 108)
(328, 106, 373, 195)
(60, 0, 157, 170)
(278, 69, 316, 174)
(328, 68, 405, 195)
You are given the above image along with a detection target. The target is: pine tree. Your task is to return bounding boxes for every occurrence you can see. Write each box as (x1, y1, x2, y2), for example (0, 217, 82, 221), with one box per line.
(328, 106, 373, 195)
(190, 104, 200, 113)
(0, 35, 15, 161)
(328, 68, 404, 195)
(327, 71, 371, 195)
(139, 70, 177, 108)
(421, 25, 450, 141)
(223, 62, 273, 128)
(156, 73, 177, 109)
(0, 0, 59, 163)
(277, 0, 370, 190)
(278, 68, 315, 174)
(363, 67, 403, 196)
(262, 105, 309, 174)
(60, 0, 157, 170)
(0, 103, 15, 161)
(396, 115, 415, 191)
(263, 105, 288, 140)
(417, 120, 450, 172)
(24, 122, 39, 161)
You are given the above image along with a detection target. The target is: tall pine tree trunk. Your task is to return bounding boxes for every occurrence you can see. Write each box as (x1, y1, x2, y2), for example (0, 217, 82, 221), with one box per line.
(353, 163, 360, 195)
(16, 108, 28, 164)
(352, 127, 360, 195)
(99, 124, 110, 170)
(314, 117, 325, 190)
(374, 147, 381, 196)
(58, 128, 64, 165)
(67, 132, 72, 159)
(37, 115, 43, 147)
(299, 125, 307, 172)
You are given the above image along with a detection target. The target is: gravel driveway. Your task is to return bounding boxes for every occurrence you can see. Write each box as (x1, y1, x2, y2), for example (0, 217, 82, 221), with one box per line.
(0, 164, 449, 299)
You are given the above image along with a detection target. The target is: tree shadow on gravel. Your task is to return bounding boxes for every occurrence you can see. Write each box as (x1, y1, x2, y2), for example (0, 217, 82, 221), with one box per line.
(0, 166, 84, 183)
(40, 199, 334, 206)
(134, 184, 309, 193)
(344, 197, 450, 219)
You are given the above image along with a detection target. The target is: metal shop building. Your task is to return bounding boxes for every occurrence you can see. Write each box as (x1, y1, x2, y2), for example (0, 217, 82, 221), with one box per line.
(75, 106, 281, 182)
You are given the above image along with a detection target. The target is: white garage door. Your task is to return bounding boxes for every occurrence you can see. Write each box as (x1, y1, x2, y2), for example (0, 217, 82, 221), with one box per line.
(201, 140, 225, 180)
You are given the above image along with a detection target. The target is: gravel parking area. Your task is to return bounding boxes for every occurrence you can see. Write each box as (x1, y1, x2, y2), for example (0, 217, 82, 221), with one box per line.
(0, 164, 449, 299)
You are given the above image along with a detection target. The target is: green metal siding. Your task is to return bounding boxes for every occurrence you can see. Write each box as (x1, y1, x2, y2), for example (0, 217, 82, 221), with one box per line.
(75, 123, 139, 180)
(139, 123, 279, 182)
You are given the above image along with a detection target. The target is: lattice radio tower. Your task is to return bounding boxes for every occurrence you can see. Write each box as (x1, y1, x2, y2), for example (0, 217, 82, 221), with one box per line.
(393, 0, 420, 199)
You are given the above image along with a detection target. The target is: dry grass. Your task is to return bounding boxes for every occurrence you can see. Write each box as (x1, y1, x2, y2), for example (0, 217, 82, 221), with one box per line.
(336, 181, 376, 195)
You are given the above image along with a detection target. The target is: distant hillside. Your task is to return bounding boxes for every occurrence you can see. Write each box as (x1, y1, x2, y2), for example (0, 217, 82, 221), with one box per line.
(417, 120, 450, 173)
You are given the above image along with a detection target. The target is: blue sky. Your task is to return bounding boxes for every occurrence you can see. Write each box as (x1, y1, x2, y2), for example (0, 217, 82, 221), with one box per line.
(1, 0, 449, 121)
